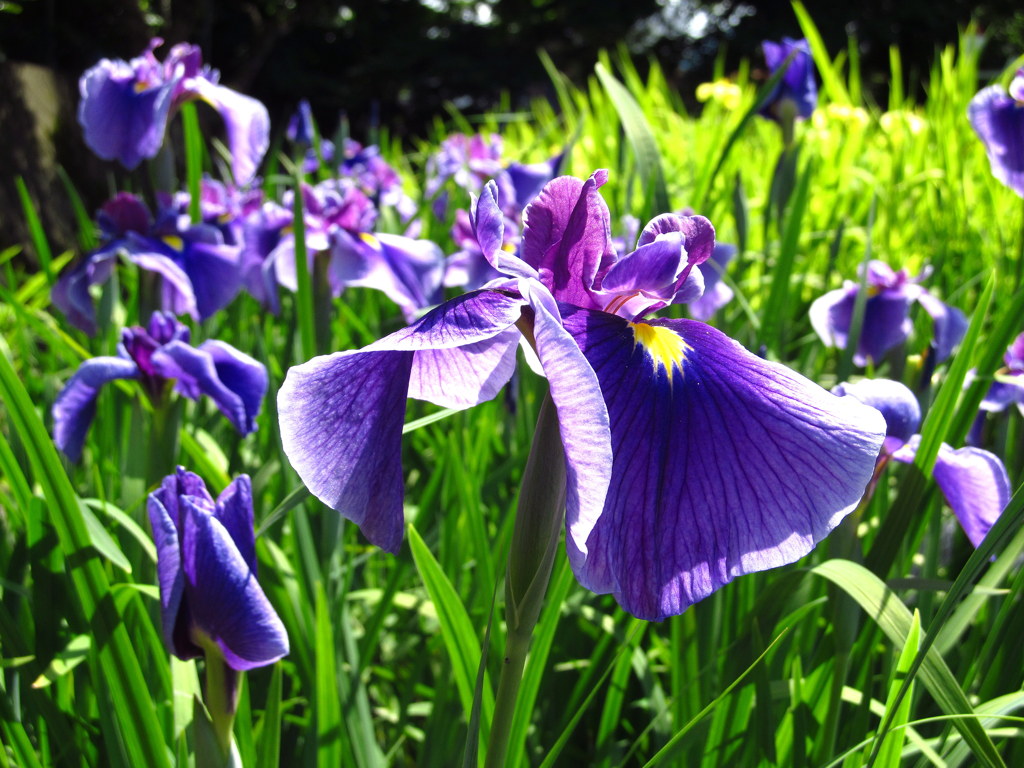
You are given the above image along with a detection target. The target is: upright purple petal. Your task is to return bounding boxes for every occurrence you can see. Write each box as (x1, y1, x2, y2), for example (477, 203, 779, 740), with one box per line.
(52, 357, 141, 461)
(180, 496, 288, 670)
(689, 243, 736, 320)
(520, 171, 615, 309)
(147, 490, 193, 658)
(278, 290, 527, 552)
(213, 475, 257, 576)
(891, 438, 1009, 547)
(561, 310, 885, 620)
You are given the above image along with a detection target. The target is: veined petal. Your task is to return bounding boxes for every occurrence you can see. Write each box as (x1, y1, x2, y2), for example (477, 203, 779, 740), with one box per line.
(470, 181, 537, 280)
(180, 497, 288, 670)
(891, 437, 1009, 547)
(561, 310, 885, 620)
(278, 290, 526, 551)
(832, 378, 921, 447)
(53, 356, 140, 461)
(519, 281, 612, 565)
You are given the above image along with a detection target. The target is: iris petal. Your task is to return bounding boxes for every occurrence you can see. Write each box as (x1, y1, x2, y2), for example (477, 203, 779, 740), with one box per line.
(52, 356, 141, 461)
(180, 496, 289, 670)
(891, 437, 1009, 547)
(561, 309, 885, 619)
(188, 78, 270, 185)
(278, 290, 526, 552)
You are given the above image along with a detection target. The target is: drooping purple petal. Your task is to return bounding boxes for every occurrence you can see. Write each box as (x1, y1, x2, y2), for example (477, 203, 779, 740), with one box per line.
(188, 78, 270, 185)
(278, 290, 527, 552)
(832, 378, 921, 451)
(150, 340, 266, 435)
(980, 376, 1024, 412)
(52, 250, 118, 335)
(968, 84, 1024, 197)
(915, 291, 968, 363)
(505, 155, 563, 211)
(52, 356, 141, 461)
(891, 437, 1009, 547)
(561, 309, 885, 620)
(77, 56, 178, 168)
(176, 237, 243, 320)
(180, 496, 289, 670)
(809, 284, 914, 365)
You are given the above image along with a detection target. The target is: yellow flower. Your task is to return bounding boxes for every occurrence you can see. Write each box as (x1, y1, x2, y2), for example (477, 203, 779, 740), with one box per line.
(696, 79, 742, 110)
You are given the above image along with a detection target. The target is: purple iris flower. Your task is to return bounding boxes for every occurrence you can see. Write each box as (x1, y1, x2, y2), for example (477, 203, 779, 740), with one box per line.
(967, 332, 1024, 445)
(689, 243, 736, 320)
(52, 192, 243, 335)
(760, 37, 818, 122)
(148, 467, 288, 669)
(834, 378, 1009, 547)
(78, 38, 270, 184)
(968, 69, 1024, 196)
(278, 170, 886, 620)
(53, 312, 267, 461)
(809, 260, 968, 366)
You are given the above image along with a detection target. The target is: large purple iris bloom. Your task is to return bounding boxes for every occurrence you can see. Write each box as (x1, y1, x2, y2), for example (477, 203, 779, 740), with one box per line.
(809, 260, 967, 366)
(834, 378, 1009, 547)
(52, 192, 243, 335)
(53, 312, 267, 461)
(969, 69, 1024, 197)
(78, 38, 269, 184)
(148, 468, 288, 669)
(279, 170, 885, 620)
(760, 37, 818, 122)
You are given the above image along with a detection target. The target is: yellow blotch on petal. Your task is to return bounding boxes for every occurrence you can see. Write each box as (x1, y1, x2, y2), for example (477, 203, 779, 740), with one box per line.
(630, 322, 689, 373)
(162, 235, 184, 251)
(360, 232, 380, 247)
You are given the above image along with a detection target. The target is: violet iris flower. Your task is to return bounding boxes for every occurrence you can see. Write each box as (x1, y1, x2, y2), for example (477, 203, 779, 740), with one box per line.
(809, 260, 967, 366)
(279, 170, 886, 620)
(53, 312, 267, 461)
(760, 37, 818, 122)
(148, 467, 288, 669)
(834, 378, 1009, 547)
(689, 243, 736, 320)
(967, 332, 1024, 445)
(52, 192, 243, 335)
(78, 38, 269, 184)
(968, 69, 1024, 196)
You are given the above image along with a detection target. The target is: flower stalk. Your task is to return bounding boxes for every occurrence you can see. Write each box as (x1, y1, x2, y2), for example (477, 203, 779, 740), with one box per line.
(485, 392, 565, 768)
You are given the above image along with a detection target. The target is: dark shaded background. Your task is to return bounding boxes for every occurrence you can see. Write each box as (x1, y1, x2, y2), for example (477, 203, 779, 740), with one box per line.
(2, 0, 1023, 253)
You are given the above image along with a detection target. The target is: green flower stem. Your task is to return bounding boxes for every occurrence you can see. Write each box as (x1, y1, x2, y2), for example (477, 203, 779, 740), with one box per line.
(485, 392, 566, 768)
(198, 637, 240, 762)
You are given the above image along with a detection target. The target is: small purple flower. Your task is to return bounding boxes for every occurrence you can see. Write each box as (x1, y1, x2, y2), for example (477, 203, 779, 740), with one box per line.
(834, 378, 1010, 547)
(78, 38, 270, 184)
(53, 312, 267, 461)
(52, 191, 243, 334)
(809, 260, 968, 366)
(760, 37, 818, 122)
(148, 467, 288, 670)
(279, 170, 886, 620)
(969, 69, 1024, 197)
(967, 332, 1024, 445)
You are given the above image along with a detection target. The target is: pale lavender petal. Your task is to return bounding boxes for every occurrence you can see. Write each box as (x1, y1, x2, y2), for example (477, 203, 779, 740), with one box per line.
(519, 280, 612, 567)
(891, 437, 1010, 548)
(180, 496, 288, 670)
(563, 310, 885, 619)
(278, 290, 526, 552)
(53, 356, 140, 461)
(470, 181, 537, 280)
(189, 78, 270, 185)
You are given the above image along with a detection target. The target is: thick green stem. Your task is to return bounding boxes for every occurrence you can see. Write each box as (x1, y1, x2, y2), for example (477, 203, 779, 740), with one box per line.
(485, 392, 566, 768)
(199, 640, 240, 762)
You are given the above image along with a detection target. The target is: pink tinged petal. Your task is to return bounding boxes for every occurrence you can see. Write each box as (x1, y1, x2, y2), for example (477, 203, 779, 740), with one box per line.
(520, 171, 615, 308)
(278, 290, 527, 551)
(180, 497, 288, 670)
(562, 310, 886, 620)
(188, 78, 270, 185)
(891, 438, 1010, 548)
(915, 291, 968, 363)
(52, 357, 141, 461)
(519, 280, 612, 566)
